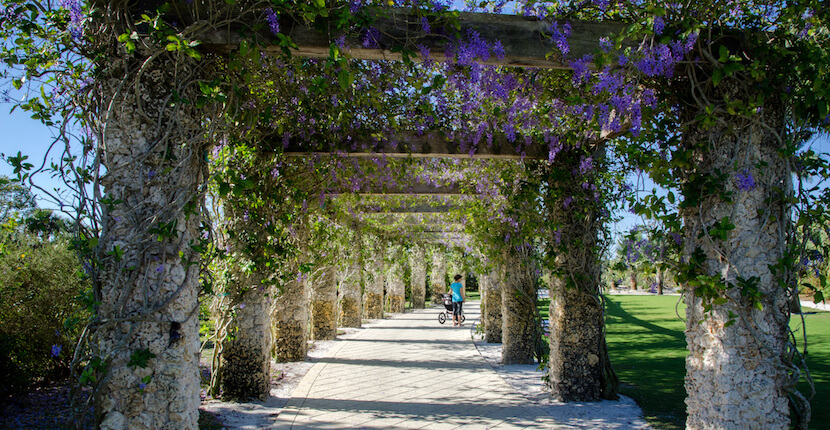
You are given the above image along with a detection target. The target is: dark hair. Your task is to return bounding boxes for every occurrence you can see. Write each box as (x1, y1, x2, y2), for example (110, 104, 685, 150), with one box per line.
(454, 274, 463, 281)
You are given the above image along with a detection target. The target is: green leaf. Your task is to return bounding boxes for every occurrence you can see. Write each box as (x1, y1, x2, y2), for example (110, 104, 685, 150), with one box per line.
(128, 348, 156, 369)
(712, 68, 723, 86)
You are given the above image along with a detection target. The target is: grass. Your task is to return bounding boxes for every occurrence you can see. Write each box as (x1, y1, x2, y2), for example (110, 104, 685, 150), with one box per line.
(604, 295, 830, 430)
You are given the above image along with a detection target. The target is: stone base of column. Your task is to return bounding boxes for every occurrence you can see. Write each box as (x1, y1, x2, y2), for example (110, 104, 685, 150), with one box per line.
(339, 296, 362, 327)
(364, 292, 383, 319)
(411, 290, 425, 309)
(220, 338, 271, 401)
(484, 290, 502, 344)
(311, 300, 337, 340)
(388, 295, 405, 313)
(273, 321, 307, 362)
(547, 288, 602, 401)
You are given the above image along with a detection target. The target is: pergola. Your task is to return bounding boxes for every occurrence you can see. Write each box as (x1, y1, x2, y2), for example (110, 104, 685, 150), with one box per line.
(89, 5, 792, 430)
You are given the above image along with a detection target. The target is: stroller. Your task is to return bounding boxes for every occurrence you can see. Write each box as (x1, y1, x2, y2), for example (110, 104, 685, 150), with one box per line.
(437, 293, 465, 324)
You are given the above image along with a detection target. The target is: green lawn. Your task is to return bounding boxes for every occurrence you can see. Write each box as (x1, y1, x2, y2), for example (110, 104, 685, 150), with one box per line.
(604, 295, 830, 430)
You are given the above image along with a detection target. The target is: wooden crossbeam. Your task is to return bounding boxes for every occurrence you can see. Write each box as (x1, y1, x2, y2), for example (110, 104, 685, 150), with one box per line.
(326, 183, 467, 196)
(201, 11, 626, 69)
(280, 131, 550, 159)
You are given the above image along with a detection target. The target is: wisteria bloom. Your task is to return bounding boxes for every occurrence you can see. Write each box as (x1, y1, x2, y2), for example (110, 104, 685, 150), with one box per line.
(51, 344, 62, 357)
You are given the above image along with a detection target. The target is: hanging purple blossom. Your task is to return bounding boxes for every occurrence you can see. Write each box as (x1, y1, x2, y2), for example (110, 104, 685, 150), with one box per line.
(653, 16, 665, 35)
(51, 344, 62, 357)
(62, 0, 84, 41)
(579, 156, 594, 174)
(549, 22, 571, 56)
(264, 8, 280, 36)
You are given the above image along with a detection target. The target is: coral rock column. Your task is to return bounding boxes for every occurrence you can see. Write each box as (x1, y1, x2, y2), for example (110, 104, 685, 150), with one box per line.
(430, 247, 447, 303)
(310, 266, 337, 340)
(544, 151, 616, 401)
(363, 239, 385, 319)
(338, 253, 363, 328)
(387, 245, 406, 313)
(409, 245, 427, 309)
(219, 288, 271, 401)
(679, 84, 791, 428)
(271, 265, 310, 362)
(481, 271, 503, 343)
(500, 253, 537, 364)
(94, 49, 207, 428)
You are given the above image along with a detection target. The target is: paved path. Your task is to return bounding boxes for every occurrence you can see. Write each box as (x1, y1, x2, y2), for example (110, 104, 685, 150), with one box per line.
(275, 301, 560, 429)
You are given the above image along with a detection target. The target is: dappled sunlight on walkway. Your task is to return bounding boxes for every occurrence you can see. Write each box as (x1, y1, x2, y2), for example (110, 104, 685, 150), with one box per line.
(275, 302, 561, 429)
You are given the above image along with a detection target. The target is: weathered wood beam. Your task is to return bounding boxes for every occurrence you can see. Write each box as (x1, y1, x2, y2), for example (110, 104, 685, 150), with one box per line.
(281, 131, 550, 159)
(201, 10, 626, 69)
(325, 183, 466, 196)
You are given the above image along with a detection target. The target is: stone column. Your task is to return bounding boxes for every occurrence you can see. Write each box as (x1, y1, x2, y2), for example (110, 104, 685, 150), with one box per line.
(338, 255, 363, 328)
(544, 150, 614, 401)
(219, 288, 271, 401)
(271, 269, 309, 362)
(387, 247, 406, 313)
(482, 271, 503, 343)
(500, 254, 537, 365)
(679, 91, 790, 429)
(430, 248, 447, 303)
(363, 240, 384, 319)
(94, 50, 207, 428)
(409, 245, 427, 309)
(310, 266, 337, 340)
(214, 193, 273, 401)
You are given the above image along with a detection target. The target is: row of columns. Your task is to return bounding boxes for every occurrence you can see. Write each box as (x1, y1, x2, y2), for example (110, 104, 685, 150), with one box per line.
(94, 51, 795, 430)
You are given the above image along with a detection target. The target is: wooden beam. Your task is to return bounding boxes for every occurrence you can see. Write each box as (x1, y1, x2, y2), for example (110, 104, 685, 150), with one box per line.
(326, 183, 466, 196)
(280, 131, 551, 159)
(200, 11, 626, 69)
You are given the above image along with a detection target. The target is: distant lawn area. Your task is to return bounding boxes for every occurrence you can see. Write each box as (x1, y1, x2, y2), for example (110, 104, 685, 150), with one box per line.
(604, 295, 830, 430)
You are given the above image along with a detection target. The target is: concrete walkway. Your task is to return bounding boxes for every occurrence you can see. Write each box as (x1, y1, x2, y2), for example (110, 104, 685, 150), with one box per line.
(275, 301, 560, 429)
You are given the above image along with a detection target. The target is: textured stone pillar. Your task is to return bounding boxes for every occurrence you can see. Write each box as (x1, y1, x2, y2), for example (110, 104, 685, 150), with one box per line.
(544, 151, 612, 401)
(387, 250, 406, 313)
(215, 200, 273, 401)
(338, 257, 363, 328)
(500, 254, 537, 365)
(363, 240, 384, 319)
(219, 289, 271, 400)
(680, 95, 790, 429)
(271, 272, 309, 362)
(310, 266, 337, 340)
(95, 51, 206, 428)
(430, 248, 447, 303)
(409, 246, 426, 309)
(482, 271, 502, 343)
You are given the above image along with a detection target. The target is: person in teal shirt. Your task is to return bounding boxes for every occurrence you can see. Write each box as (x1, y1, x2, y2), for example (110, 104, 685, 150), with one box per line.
(450, 274, 465, 326)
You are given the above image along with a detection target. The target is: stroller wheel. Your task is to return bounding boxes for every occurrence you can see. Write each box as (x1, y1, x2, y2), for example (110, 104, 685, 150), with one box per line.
(438, 313, 447, 324)
(461, 314, 466, 323)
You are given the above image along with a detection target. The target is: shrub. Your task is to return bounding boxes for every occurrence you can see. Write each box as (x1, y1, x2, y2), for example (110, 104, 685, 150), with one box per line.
(0, 234, 89, 403)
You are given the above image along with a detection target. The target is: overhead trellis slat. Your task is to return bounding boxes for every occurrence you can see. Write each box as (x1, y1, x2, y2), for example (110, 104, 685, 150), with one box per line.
(201, 11, 627, 70)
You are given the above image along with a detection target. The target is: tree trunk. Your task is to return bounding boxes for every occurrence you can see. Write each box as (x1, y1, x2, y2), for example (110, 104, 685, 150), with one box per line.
(387, 247, 406, 313)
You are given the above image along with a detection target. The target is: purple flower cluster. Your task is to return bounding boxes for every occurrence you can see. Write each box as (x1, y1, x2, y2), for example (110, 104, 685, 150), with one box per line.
(549, 22, 571, 56)
(735, 170, 756, 191)
(51, 344, 62, 357)
(62, 0, 84, 41)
